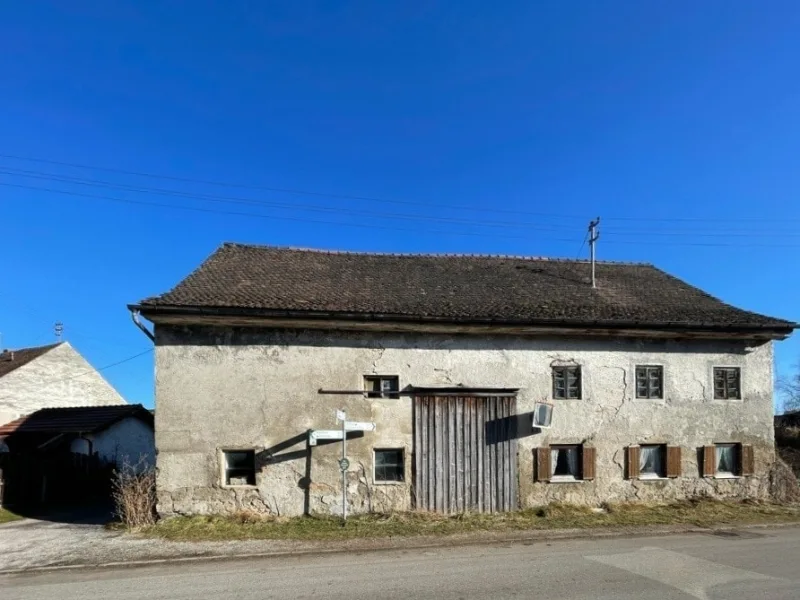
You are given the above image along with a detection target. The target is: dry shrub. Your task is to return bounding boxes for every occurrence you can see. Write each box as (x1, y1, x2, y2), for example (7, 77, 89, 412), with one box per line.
(112, 457, 156, 529)
(231, 509, 268, 524)
(768, 456, 800, 504)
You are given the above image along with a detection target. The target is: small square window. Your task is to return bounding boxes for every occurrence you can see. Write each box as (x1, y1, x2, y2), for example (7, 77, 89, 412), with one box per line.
(552, 366, 581, 399)
(635, 366, 663, 399)
(639, 445, 666, 478)
(223, 450, 256, 486)
(715, 443, 739, 476)
(374, 449, 404, 482)
(365, 375, 400, 399)
(550, 445, 581, 481)
(713, 368, 741, 400)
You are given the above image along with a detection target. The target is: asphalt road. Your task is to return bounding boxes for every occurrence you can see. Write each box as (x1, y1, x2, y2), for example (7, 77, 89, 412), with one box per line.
(3, 527, 800, 600)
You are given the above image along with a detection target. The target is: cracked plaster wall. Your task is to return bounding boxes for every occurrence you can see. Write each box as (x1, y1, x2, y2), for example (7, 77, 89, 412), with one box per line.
(154, 325, 776, 516)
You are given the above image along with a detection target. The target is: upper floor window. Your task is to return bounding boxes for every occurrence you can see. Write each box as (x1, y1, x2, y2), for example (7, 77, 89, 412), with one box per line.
(365, 375, 400, 399)
(713, 367, 741, 400)
(552, 366, 581, 399)
(635, 365, 663, 399)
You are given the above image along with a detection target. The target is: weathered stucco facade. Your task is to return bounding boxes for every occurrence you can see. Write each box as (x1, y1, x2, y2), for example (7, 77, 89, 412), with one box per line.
(0, 342, 127, 426)
(154, 324, 777, 517)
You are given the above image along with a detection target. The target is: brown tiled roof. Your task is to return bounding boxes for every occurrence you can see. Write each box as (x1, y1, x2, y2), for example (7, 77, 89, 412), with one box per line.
(0, 404, 153, 436)
(134, 243, 796, 334)
(0, 343, 61, 379)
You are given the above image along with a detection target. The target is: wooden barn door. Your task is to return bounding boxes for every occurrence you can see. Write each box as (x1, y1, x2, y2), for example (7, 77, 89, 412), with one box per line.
(413, 394, 517, 513)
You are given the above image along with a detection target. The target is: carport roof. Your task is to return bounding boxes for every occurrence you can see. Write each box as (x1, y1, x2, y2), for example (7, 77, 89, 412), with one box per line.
(0, 404, 153, 436)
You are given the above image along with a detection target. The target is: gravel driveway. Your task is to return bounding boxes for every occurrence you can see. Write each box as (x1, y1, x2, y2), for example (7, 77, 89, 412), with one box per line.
(0, 513, 314, 572)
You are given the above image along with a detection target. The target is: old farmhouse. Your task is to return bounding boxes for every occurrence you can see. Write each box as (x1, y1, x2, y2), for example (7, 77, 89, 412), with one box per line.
(132, 243, 796, 517)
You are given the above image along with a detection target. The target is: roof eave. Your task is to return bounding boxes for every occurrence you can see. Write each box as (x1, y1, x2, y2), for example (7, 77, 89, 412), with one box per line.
(130, 303, 797, 340)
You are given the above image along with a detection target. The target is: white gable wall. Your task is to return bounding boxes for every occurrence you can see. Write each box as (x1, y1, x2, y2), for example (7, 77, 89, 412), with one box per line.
(0, 342, 127, 425)
(69, 416, 155, 469)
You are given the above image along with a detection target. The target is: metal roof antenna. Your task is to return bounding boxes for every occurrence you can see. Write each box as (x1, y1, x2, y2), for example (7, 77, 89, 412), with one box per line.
(588, 218, 600, 288)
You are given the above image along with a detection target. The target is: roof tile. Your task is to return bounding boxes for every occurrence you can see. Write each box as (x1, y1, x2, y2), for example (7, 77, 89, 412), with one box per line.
(136, 243, 795, 332)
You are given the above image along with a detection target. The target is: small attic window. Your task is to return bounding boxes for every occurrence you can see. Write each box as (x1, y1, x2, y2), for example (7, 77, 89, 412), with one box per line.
(365, 375, 400, 399)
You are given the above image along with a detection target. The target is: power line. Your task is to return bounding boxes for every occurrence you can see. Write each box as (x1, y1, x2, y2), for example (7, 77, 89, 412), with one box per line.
(0, 181, 581, 242)
(4, 179, 800, 249)
(1, 152, 797, 225)
(0, 153, 588, 220)
(0, 167, 582, 233)
(0, 348, 152, 401)
(6, 166, 794, 239)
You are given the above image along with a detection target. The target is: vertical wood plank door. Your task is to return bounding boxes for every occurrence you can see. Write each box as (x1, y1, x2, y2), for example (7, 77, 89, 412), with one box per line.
(413, 395, 518, 513)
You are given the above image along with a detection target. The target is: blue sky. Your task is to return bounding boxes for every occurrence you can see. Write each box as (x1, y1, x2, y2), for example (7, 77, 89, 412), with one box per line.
(2, 2, 799, 410)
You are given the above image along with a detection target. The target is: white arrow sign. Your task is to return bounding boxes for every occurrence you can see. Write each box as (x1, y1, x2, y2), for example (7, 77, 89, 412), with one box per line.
(309, 430, 344, 446)
(344, 421, 377, 432)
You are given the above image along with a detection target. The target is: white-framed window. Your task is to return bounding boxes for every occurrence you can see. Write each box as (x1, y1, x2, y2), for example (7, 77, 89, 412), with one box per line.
(713, 367, 741, 400)
(550, 445, 581, 481)
(374, 448, 404, 482)
(222, 450, 256, 486)
(635, 365, 663, 399)
(715, 443, 738, 476)
(365, 375, 400, 399)
(639, 444, 666, 479)
(552, 366, 581, 399)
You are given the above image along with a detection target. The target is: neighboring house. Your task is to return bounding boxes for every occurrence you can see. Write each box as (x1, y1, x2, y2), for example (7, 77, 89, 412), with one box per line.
(0, 404, 155, 469)
(132, 243, 796, 517)
(0, 342, 127, 426)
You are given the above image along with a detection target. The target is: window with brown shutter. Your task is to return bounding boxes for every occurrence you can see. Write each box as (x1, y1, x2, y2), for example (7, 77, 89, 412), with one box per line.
(535, 447, 551, 482)
(626, 446, 640, 479)
(666, 446, 682, 478)
(702, 445, 716, 477)
(582, 446, 596, 480)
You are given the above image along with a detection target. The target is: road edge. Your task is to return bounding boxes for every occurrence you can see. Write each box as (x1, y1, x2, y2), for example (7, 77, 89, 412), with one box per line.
(2, 521, 799, 576)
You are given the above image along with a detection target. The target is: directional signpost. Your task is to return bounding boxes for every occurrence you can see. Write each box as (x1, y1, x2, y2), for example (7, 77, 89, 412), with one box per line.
(308, 410, 377, 523)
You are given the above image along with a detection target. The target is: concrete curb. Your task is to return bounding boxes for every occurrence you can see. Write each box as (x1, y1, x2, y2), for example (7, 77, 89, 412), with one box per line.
(2, 521, 799, 576)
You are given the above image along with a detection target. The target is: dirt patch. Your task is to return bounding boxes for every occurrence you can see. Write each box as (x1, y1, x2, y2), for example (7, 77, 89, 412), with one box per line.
(143, 500, 800, 542)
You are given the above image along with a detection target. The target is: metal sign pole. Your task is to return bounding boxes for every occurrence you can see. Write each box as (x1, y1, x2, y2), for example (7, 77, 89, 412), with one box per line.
(341, 410, 347, 523)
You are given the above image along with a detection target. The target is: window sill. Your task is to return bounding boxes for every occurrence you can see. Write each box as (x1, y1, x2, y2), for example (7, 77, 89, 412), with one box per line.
(221, 484, 259, 489)
(638, 476, 669, 482)
(549, 478, 584, 484)
(713, 474, 741, 480)
(373, 481, 406, 486)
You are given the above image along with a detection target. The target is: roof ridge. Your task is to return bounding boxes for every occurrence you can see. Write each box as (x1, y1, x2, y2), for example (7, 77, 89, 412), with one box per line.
(222, 242, 653, 266)
(0, 342, 62, 354)
(35, 403, 132, 412)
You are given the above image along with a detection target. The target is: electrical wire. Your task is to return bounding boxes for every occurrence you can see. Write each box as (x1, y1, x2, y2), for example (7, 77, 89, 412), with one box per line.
(1, 152, 797, 224)
(0, 167, 583, 233)
(0, 348, 152, 401)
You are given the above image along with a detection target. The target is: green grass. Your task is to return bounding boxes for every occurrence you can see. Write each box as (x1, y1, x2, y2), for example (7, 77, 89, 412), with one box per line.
(143, 499, 800, 542)
(0, 508, 23, 525)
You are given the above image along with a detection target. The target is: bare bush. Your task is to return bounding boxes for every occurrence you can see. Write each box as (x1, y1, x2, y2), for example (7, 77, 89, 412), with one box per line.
(112, 457, 156, 529)
(768, 456, 800, 504)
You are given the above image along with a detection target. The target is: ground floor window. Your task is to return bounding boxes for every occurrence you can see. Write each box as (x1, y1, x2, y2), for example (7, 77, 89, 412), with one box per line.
(550, 445, 580, 481)
(715, 443, 739, 476)
(639, 444, 666, 478)
(374, 448, 404, 482)
(223, 450, 256, 486)
(536, 444, 595, 482)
